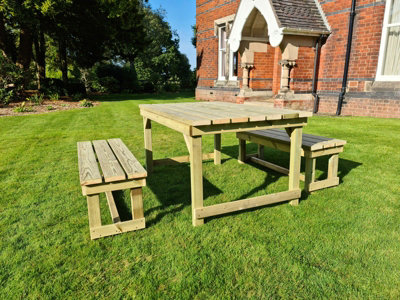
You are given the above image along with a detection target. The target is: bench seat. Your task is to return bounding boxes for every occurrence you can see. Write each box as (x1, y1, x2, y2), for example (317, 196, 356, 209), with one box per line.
(236, 129, 346, 193)
(78, 138, 147, 240)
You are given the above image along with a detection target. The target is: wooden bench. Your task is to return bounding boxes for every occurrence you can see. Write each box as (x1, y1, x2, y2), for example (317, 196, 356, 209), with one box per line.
(78, 139, 147, 240)
(236, 129, 346, 193)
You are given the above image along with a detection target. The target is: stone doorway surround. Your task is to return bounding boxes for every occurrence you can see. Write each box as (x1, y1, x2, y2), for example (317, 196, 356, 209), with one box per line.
(228, 0, 331, 103)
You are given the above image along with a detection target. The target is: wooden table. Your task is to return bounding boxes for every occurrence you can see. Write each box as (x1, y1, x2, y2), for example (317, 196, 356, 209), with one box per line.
(139, 102, 312, 226)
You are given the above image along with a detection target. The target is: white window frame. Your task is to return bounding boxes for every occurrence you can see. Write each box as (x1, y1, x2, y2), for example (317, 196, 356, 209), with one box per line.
(376, 0, 400, 81)
(218, 25, 227, 80)
(215, 14, 238, 83)
(229, 50, 238, 81)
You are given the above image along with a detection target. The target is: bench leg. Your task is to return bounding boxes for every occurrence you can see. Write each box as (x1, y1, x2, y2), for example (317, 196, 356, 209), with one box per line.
(131, 188, 144, 219)
(87, 194, 102, 240)
(143, 117, 153, 173)
(288, 127, 303, 206)
(189, 136, 204, 226)
(257, 145, 264, 160)
(304, 157, 316, 193)
(328, 154, 339, 179)
(214, 134, 221, 165)
(238, 138, 246, 164)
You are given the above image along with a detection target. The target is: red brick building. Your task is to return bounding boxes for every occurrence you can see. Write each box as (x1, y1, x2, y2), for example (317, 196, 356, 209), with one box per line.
(195, 0, 400, 118)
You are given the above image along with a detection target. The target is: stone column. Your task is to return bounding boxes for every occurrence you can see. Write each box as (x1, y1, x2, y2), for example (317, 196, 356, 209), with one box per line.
(241, 62, 253, 91)
(279, 59, 296, 94)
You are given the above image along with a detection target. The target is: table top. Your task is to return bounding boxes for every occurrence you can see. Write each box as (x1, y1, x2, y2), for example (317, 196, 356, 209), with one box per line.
(139, 102, 312, 127)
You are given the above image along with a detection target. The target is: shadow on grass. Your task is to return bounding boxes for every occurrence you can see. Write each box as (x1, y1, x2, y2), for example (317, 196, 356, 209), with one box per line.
(113, 142, 361, 225)
(93, 91, 195, 102)
(145, 163, 222, 226)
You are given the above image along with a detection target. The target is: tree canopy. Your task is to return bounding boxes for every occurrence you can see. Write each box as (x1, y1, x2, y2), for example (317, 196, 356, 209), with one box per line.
(0, 0, 193, 98)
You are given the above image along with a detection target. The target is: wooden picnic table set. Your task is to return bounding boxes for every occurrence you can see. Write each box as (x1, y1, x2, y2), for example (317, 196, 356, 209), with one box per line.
(78, 102, 346, 240)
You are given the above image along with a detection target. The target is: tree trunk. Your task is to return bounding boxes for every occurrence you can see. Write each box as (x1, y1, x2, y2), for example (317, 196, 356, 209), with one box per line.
(0, 13, 16, 62)
(0, 13, 7, 58)
(34, 26, 46, 90)
(59, 39, 68, 85)
(16, 26, 33, 88)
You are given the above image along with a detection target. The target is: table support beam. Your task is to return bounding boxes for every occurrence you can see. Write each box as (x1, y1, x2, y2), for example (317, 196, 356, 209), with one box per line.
(214, 134, 221, 165)
(287, 127, 303, 206)
(143, 118, 153, 173)
(189, 136, 204, 226)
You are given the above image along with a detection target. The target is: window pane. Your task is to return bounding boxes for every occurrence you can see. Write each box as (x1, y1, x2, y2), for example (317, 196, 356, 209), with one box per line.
(219, 27, 226, 49)
(383, 26, 400, 75)
(233, 52, 238, 77)
(390, 0, 400, 24)
(221, 50, 226, 76)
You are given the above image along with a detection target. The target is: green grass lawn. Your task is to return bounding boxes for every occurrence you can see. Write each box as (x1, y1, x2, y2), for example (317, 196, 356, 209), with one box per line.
(1, 92, 400, 299)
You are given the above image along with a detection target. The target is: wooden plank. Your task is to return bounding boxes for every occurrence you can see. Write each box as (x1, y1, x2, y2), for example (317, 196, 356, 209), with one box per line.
(195, 189, 301, 219)
(200, 102, 267, 122)
(308, 177, 339, 192)
(209, 102, 283, 120)
(257, 145, 264, 160)
(214, 134, 221, 165)
(248, 156, 305, 181)
(168, 103, 231, 125)
(192, 118, 308, 136)
(304, 157, 316, 193)
(78, 141, 102, 186)
(250, 156, 289, 176)
(151, 105, 211, 126)
(108, 139, 147, 179)
(90, 218, 146, 240)
(288, 127, 303, 206)
(143, 118, 153, 173)
(307, 147, 344, 158)
(130, 188, 144, 219)
(183, 134, 191, 154)
(105, 191, 121, 223)
(153, 153, 214, 166)
(140, 110, 191, 136)
(87, 195, 102, 235)
(238, 138, 246, 164)
(237, 132, 296, 154)
(196, 102, 250, 123)
(189, 136, 204, 226)
(92, 140, 126, 183)
(140, 104, 204, 126)
(328, 154, 339, 179)
(82, 178, 146, 196)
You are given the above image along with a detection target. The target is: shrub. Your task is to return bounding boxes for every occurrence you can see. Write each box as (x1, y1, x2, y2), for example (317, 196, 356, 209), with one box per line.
(0, 89, 16, 105)
(49, 93, 59, 101)
(72, 93, 84, 101)
(0, 53, 23, 104)
(80, 99, 93, 107)
(13, 102, 34, 113)
(47, 106, 54, 111)
(28, 94, 44, 105)
(98, 76, 120, 93)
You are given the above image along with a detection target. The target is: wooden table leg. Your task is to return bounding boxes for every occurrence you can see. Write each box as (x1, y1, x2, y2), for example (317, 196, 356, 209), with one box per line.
(288, 127, 303, 206)
(304, 157, 316, 193)
(131, 188, 144, 220)
(328, 154, 339, 179)
(257, 145, 264, 160)
(238, 138, 246, 164)
(214, 134, 221, 165)
(87, 194, 101, 240)
(143, 117, 153, 173)
(189, 136, 204, 226)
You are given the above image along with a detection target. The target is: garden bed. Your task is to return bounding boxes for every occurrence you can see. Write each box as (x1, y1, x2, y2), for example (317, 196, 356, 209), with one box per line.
(0, 99, 99, 117)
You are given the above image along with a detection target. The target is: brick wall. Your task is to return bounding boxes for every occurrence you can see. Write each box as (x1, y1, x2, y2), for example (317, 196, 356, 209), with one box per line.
(196, 0, 400, 118)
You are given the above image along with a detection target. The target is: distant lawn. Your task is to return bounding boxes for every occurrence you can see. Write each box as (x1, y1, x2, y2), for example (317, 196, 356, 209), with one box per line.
(1, 91, 400, 299)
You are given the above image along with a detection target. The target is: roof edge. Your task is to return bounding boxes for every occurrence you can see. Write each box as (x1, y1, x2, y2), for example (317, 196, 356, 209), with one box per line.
(313, 0, 332, 32)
